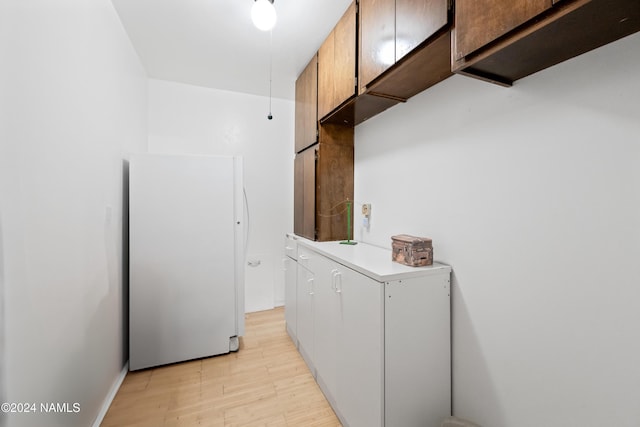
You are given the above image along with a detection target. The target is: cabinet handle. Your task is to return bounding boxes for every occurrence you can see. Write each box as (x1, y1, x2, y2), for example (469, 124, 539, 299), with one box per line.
(285, 246, 293, 251)
(330, 269, 339, 290)
(308, 278, 314, 295)
(334, 271, 342, 294)
(299, 254, 310, 261)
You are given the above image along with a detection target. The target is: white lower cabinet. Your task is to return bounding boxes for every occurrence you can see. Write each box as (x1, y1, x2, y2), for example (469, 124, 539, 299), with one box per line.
(292, 240, 451, 427)
(335, 265, 384, 427)
(312, 253, 384, 427)
(384, 276, 452, 427)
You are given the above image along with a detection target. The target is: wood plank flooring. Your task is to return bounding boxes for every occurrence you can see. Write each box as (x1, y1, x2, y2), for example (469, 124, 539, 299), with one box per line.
(101, 307, 341, 427)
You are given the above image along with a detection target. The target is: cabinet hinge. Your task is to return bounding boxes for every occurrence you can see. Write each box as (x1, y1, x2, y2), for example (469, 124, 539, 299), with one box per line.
(354, 76, 358, 90)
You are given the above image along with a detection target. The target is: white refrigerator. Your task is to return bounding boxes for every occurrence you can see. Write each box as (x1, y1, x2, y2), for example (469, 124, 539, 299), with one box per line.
(129, 153, 245, 371)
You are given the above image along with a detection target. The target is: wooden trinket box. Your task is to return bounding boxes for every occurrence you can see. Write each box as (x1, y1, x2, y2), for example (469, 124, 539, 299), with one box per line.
(391, 234, 433, 267)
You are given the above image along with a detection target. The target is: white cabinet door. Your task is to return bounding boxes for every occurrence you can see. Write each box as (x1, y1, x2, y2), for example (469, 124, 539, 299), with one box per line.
(284, 256, 297, 344)
(312, 255, 341, 407)
(296, 264, 315, 373)
(300, 248, 384, 427)
(336, 265, 384, 427)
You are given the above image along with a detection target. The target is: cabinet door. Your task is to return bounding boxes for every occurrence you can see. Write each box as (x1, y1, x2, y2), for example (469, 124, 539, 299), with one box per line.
(294, 60, 307, 152)
(317, 31, 336, 120)
(295, 55, 318, 153)
(396, 0, 449, 61)
(336, 266, 384, 427)
(293, 146, 317, 240)
(333, 2, 357, 110)
(360, 0, 450, 92)
(455, 0, 552, 60)
(284, 256, 297, 344)
(296, 264, 315, 373)
(310, 255, 341, 405)
(359, 0, 395, 92)
(318, 2, 357, 120)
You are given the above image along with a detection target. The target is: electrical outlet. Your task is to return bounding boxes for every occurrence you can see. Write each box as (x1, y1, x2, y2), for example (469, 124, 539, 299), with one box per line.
(362, 204, 371, 230)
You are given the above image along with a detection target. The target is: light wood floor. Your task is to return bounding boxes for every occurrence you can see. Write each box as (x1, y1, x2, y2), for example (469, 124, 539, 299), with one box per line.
(101, 307, 341, 427)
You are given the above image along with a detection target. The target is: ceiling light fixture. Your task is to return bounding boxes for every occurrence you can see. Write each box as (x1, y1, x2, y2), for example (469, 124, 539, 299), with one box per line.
(251, 0, 277, 31)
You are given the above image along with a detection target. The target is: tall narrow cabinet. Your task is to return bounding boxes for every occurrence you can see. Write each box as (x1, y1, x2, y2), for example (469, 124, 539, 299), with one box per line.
(295, 39, 354, 241)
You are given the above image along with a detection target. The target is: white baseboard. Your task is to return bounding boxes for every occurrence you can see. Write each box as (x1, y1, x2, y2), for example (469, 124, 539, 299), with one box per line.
(92, 361, 129, 427)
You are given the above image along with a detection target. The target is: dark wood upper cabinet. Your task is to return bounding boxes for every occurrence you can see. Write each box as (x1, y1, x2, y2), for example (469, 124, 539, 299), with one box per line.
(318, 31, 336, 121)
(396, 0, 449, 61)
(455, 0, 552, 60)
(359, 0, 396, 91)
(321, 0, 452, 127)
(453, 0, 640, 86)
(318, 2, 357, 120)
(358, 0, 452, 102)
(295, 54, 318, 153)
(333, 2, 358, 113)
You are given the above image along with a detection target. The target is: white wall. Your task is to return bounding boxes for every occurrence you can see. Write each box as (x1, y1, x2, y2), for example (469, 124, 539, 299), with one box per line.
(0, 1, 147, 426)
(148, 79, 294, 312)
(354, 33, 640, 427)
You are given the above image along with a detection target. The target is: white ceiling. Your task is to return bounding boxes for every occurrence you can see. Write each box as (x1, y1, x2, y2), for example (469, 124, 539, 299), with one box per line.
(112, 0, 353, 100)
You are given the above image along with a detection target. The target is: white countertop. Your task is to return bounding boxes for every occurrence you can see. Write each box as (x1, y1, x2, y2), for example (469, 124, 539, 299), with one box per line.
(293, 235, 451, 282)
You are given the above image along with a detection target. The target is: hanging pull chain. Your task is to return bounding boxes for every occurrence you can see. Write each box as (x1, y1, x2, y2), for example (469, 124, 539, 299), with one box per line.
(268, 29, 273, 120)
